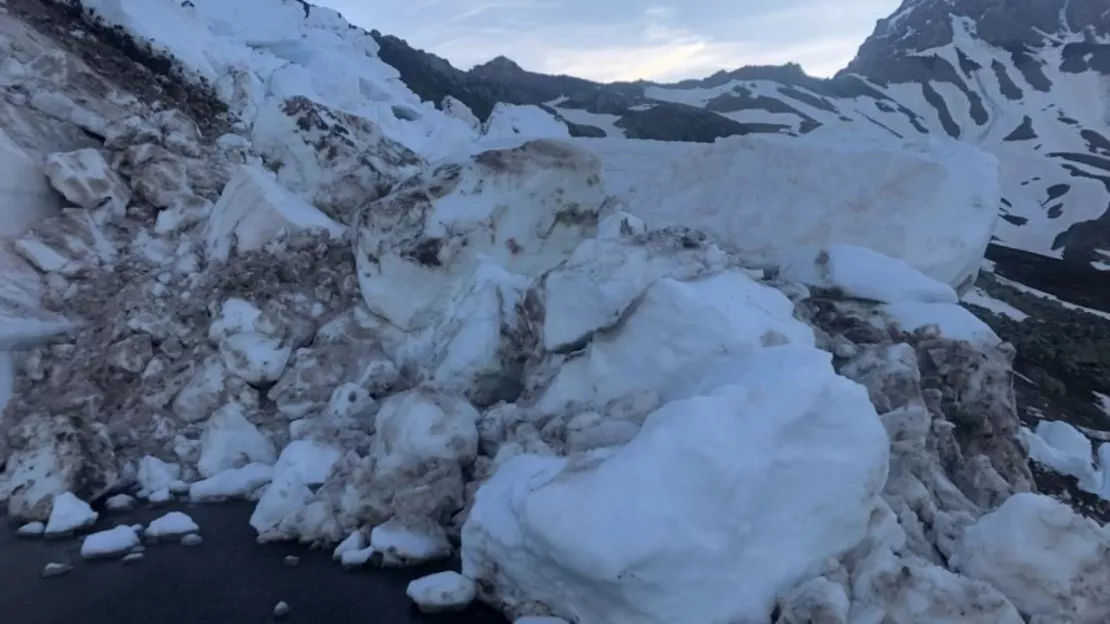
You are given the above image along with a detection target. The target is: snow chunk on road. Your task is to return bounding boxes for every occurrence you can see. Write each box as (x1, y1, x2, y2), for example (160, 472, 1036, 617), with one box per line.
(81, 526, 140, 559)
(354, 139, 604, 331)
(538, 270, 814, 411)
(250, 470, 313, 538)
(204, 165, 345, 262)
(197, 403, 276, 478)
(778, 244, 958, 304)
(136, 455, 182, 500)
(953, 493, 1110, 621)
(463, 348, 889, 623)
(370, 517, 452, 566)
(147, 511, 200, 538)
(44, 492, 98, 536)
(188, 463, 273, 502)
(626, 133, 999, 291)
(406, 571, 477, 613)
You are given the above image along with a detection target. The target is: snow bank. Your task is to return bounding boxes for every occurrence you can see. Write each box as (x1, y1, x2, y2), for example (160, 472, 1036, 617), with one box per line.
(625, 133, 1000, 290)
(75, 0, 476, 158)
(953, 493, 1110, 621)
(463, 346, 889, 623)
(777, 244, 958, 304)
(353, 139, 604, 331)
(481, 104, 570, 141)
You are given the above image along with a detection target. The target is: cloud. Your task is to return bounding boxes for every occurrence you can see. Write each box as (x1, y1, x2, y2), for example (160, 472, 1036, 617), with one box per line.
(316, 0, 902, 81)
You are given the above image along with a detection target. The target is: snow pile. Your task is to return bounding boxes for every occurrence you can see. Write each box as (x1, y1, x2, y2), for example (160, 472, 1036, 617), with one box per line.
(624, 133, 1001, 291)
(1024, 420, 1110, 499)
(67, 0, 476, 159)
(480, 104, 570, 142)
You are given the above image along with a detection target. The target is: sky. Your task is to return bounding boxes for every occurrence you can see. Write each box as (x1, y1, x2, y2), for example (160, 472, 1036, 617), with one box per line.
(316, 0, 903, 83)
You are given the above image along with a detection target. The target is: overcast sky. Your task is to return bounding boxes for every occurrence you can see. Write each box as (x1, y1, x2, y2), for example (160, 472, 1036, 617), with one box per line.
(316, 0, 902, 82)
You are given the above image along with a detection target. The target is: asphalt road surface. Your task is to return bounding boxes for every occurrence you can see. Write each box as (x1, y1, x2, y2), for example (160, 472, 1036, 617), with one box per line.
(0, 502, 508, 624)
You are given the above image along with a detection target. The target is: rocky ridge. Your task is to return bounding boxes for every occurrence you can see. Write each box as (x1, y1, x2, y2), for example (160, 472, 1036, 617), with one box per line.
(0, 1, 1109, 623)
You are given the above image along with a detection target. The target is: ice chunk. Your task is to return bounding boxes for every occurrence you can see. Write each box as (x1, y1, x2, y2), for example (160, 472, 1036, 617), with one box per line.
(188, 463, 274, 502)
(272, 440, 341, 486)
(136, 456, 182, 499)
(146, 511, 200, 538)
(81, 526, 140, 559)
(1022, 421, 1100, 492)
(16, 521, 45, 537)
(626, 133, 999, 290)
(204, 165, 345, 262)
(463, 348, 889, 623)
(249, 470, 313, 536)
(197, 403, 276, 478)
(406, 571, 477, 613)
(333, 530, 367, 561)
(777, 244, 958, 304)
(881, 302, 1000, 344)
(43, 148, 130, 213)
(44, 492, 98, 536)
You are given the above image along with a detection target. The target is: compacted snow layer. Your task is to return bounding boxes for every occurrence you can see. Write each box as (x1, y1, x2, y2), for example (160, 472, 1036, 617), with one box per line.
(624, 133, 1000, 291)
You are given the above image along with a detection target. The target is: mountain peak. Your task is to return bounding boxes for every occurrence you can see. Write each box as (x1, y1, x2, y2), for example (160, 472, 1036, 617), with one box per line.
(471, 55, 525, 76)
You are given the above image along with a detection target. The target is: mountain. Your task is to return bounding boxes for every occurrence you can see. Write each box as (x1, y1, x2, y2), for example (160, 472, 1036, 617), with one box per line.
(2, 1, 1110, 623)
(374, 0, 1110, 266)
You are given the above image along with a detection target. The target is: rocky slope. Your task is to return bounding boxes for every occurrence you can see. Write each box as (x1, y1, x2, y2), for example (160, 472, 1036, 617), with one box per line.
(375, 0, 1110, 266)
(1, 1, 1110, 623)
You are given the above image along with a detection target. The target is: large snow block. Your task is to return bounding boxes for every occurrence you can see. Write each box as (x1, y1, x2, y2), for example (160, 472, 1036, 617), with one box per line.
(204, 165, 346, 262)
(625, 133, 1000, 291)
(462, 346, 890, 623)
(353, 139, 605, 331)
(250, 96, 425, 223)
(480, 103, 570, 141)
(536, 269, 814, 412)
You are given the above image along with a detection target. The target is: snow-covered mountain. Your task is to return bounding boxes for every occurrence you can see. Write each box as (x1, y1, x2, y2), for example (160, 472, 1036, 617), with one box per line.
(2, 0, 1110, 623)
(378, 0, 1110, 266)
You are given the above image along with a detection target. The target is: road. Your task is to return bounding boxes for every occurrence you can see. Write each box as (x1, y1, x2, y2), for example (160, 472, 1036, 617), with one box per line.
(0, 502, 507, 624)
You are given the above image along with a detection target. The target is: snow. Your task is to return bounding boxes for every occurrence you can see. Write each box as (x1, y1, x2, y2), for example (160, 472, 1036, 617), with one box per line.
(881, 301, 1001, 344)
(777, 244, 958, 304)
(188, 463, 273, 502)
(81, 525, 140, 559)
(146, 511, 200, 538)
(961, 288, 1030, 321)
(271, 440, 341, 486)
(0, 128, 59, 238)
(16, 521, 44, 537)
(370, 389, 480, 474)
(369, 517, 452, 566)
(218, 332, 292, 385)
(953, 493, 1110, 620)
(204, 165, 345, 262)
(250, 470, 313, 537)
(406, 571, 477, 613)
(196, 403, 277, 478)
(136, 455, 182, 499)
(44, 492, 98, 535)
(332, 530, 367, 561)
(538, 270, 815, 412)
(481, 103, 570, 141)
(463, 345, 889, 623)
(624, 133, 1000, 291)
(1024, 420, 1101, 491)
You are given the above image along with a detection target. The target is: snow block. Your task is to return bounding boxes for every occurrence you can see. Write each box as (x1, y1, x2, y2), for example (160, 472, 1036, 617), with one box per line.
(371, 388, 480, 475)
(777, 244, 958, 304)
(0, 129, 60, 239)
(625, 133, 1000, 291)
(353, 139, 605, 331)
(462, 346, 889, 623)
(250, 96, 424, 222)
(43, 148, 130, 213)
(203, 165, 346, 262)
(480, 103, 570, 141)
(953, 493, 1110, 621)
(537, 270, 814, 412)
